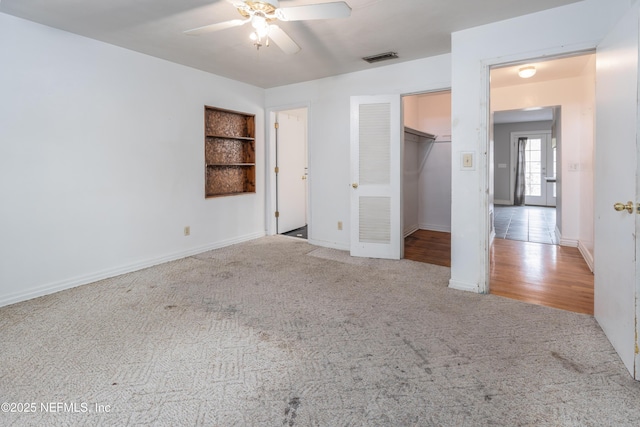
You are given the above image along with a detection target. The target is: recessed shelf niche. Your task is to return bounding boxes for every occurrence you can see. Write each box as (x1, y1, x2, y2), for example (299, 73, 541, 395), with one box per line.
(204, 106, 256, 198)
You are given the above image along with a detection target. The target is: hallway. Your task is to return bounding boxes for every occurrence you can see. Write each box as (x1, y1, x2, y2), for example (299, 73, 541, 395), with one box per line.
(494, 205, 558, 245)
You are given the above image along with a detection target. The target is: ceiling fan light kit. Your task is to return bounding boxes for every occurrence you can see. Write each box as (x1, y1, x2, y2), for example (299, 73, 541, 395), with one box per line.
(184, 0, 352, 54)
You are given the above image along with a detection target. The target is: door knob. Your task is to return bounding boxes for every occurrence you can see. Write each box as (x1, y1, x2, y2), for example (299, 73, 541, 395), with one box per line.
(613, 201, 634, 214)
(352, 183, 358, 189)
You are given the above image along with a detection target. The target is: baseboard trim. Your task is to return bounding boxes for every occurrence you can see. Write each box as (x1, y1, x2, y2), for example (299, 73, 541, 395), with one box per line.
(578, 241, 595, 272)
(494, 199, 512, 206)
(307, 238, 350, 251)
(0, 231, 265, 308)
(448, 279, 480, 293)
(555, 227, 578, 247)
(419, 223, 452, 233)
(404, 224, 420, 237)
(559, 238, 578, 247)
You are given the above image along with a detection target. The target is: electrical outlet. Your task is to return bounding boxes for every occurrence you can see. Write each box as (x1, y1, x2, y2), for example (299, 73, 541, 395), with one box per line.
(338, 221, 343, 230)
(184, 226, 190, 236)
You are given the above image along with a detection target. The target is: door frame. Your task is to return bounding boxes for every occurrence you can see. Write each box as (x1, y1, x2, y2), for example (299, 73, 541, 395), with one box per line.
(275, 108, 308, 235)
(479, 48, 596, 294)
(265, 103, 311, 237)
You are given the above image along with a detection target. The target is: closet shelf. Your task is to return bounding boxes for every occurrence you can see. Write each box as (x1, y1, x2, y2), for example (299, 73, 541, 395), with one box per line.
(404, 126, 436, 140)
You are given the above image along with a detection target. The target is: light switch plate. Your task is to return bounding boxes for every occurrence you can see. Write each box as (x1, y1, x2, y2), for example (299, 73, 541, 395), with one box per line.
(461, 151, 475, 170)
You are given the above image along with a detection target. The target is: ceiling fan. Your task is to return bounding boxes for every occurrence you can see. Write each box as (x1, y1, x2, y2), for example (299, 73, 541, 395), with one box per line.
(184, 0, 352, 54)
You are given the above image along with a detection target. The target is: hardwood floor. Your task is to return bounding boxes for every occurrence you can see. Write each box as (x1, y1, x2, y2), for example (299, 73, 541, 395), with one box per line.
(404, 230, 594, 315)
(490, 239, 594, 315)
(404, 229, 451, 267)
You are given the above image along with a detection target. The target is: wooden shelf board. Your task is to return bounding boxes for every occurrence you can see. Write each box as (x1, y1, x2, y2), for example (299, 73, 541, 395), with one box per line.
(206, 191, 256, 198)
(206, 135, 255, 141)
(207, 163, 255, 167)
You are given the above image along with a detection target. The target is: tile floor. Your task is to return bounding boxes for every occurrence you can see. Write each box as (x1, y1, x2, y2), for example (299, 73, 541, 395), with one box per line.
(494, 205, 558, 245)
(281, 225, 308, 239)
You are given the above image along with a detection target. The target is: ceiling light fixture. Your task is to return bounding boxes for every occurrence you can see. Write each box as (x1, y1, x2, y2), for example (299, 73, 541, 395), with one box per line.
(518, 66, 536, 78)
(249, 12, 271, 49)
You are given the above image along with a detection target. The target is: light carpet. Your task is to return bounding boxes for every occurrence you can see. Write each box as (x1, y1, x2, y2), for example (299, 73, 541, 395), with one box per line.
(1, 236, 639, 426)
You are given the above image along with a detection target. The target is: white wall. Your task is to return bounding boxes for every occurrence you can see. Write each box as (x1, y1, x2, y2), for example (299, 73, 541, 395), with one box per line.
(450, 0, 631, 292)
(0, 13, 265, 306)
(403, 96, 420, 130)
(419, 141, 452, 232)
(265, 55, 452, 250)
(417, 92, 452, 142)
(403, 132, 420, 236)
(416, 92, 452, 232)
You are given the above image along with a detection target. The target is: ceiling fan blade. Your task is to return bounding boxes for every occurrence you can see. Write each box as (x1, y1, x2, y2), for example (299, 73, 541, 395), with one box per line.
(183, 18, 249, 35)
(277, 2, 351, 21)
(225, 0, 253, 13)
(268, 25, 301, 54)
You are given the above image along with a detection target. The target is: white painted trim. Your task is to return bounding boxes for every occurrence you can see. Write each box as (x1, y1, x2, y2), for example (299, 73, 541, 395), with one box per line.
(578, 241, 595, 272)
(559, 237, 579, 247)
(449, 279, 480, 293)
(0, 232, 265, 308)
(490, 229, 496, 246)
(494, 199, 512, 206)
(265, 103, 311, 237)
(308, 238, 350, 251)
(419, 223, 451, 233)
(404, 224, 420, 237)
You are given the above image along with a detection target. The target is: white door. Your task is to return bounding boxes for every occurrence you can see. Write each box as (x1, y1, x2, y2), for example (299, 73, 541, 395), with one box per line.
(594, 3, 639, 379)
(350, 95, 402, 259)
(521, 133, 554, 206)
(277, 109, 308, 234)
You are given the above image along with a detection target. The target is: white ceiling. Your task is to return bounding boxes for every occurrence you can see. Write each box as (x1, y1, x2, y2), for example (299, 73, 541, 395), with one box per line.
(491, 53, 595, 124)
(491, 53, 595, 88)
(0, 0, 582, 88)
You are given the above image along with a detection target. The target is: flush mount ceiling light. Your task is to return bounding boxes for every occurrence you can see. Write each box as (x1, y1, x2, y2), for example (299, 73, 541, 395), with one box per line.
(518, 66, 536, 78)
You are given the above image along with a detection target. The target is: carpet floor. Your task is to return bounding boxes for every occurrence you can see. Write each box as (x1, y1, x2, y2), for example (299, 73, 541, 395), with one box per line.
(1, 236, 639, 426)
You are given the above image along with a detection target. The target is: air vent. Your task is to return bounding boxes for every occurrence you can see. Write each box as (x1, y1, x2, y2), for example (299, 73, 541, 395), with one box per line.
(362, 52, 398, 64)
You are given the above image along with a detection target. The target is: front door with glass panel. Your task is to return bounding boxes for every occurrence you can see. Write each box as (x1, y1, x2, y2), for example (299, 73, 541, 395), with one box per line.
(514, 132, 555, 206)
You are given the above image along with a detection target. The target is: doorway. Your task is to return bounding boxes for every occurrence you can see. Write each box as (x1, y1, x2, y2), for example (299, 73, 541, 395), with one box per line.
(514, 131, 556, 207)
(272, 107, 308, 239)
(489, 53, 595, 314)
(401, 90, 452, 267)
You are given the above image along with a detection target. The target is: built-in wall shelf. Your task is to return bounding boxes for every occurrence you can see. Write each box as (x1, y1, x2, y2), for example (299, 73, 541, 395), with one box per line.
(204, 106, 256, 198)
(404, 126, 436, 140)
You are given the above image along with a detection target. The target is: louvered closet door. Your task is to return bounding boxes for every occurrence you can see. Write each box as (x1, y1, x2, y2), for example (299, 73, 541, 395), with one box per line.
(350, 95, 401, 259)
